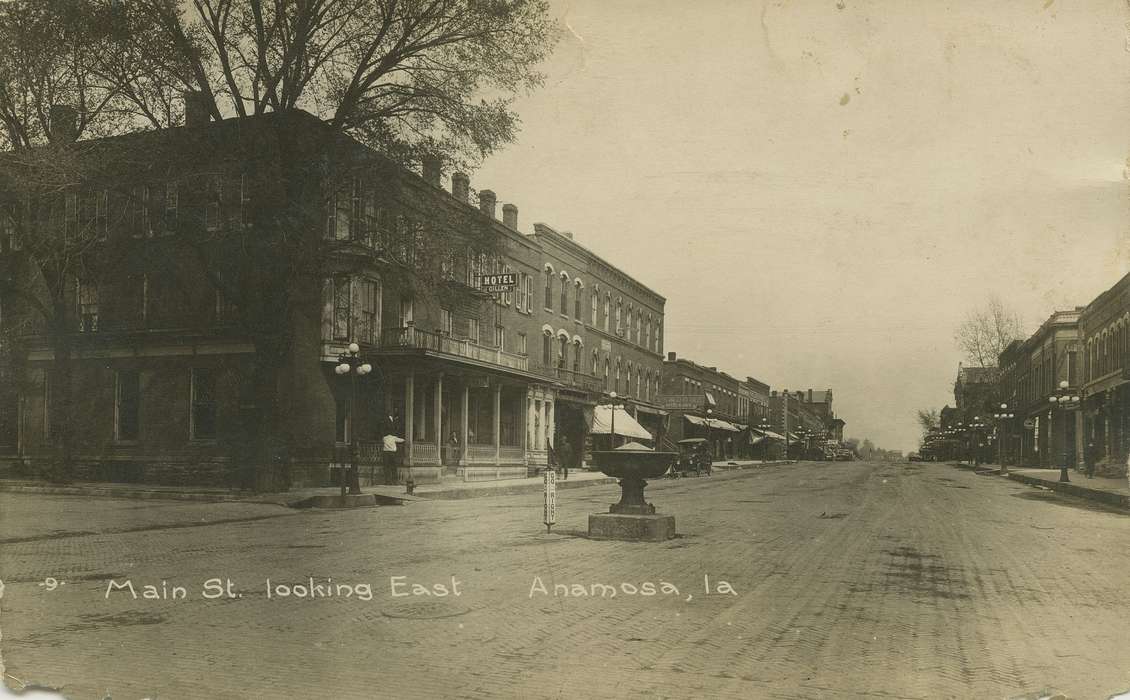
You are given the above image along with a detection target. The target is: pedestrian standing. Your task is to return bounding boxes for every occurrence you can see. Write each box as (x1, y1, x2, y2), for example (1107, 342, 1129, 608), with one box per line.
(382, 432, 404, 484)
(558, 435, 572, 480)
(1086, 441, 1096, 478)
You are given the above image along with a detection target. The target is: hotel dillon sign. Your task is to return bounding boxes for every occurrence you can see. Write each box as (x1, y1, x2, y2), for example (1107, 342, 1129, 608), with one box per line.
(478, 273, 517, 293)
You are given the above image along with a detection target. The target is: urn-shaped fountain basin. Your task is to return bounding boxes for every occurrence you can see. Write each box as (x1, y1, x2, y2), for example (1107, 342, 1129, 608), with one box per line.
(589, 447, 677, 480)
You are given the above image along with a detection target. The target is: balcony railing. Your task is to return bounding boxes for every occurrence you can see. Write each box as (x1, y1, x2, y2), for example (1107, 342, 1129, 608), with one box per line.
(378, 326, 528, 372)
(551, 366, 603, 393)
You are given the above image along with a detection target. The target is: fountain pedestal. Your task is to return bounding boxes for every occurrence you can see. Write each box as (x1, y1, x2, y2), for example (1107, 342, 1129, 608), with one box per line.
(588, 448, 677, 542)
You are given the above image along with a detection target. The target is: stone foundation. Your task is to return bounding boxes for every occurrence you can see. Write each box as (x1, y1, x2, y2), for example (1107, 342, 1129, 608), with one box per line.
(588, 513, 676, 542)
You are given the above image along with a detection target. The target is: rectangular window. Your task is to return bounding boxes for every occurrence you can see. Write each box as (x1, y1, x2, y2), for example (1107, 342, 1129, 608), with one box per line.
(190, 368, 217, 440)
(64, 192, 77, 240)
(517, 332, 527, 356)
(468, 317, 480, 343)
(543, 335, 552, 366)
(440, 308, 453, 335)
(240, 174, 251, 228)
(358, 277, 380, 344)
(77, 279, 99, 332)
(333, 276, 351, 340)
(524, 273, 532, 312)
(495, 325, 505, 351)
(115, 370, 140, 441)
(325, 191, 337, 239)
(163, 181, 178, 233)
(132, 185, 150, 238)
(399, 296, 414, 328)
(204, 175, 222, 231)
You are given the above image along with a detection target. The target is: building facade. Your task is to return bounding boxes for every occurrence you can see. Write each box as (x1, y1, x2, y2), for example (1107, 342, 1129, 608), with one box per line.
(1078, 275, 1130, 477)
(0, 107, 667, 488)
(659, 352, 746, 459)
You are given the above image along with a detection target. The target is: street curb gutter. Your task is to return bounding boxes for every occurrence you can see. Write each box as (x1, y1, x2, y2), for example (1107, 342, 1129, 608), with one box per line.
(0, 482, 240, 503)
(1005, 472, 1130, 510)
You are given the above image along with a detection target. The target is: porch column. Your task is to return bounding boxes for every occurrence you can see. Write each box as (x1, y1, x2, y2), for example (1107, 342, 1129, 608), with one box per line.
(523, 393, 531, 466)
(460, 384, 469, 467)
(493, 382, 502, 465)
(547, 395, 556, 450)
(434, 373, 443, 448)
(404, 371, 415, 467)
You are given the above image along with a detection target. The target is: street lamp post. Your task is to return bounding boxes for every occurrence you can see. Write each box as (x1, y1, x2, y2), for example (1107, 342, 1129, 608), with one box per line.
(970, 417, 986, 466)
(607, 391, 622, 450)
(992, 403, 1014, 475)
(705, 407, 714, 461)
(1048, 379, 1079, 483)
(335, 342, 372, 497)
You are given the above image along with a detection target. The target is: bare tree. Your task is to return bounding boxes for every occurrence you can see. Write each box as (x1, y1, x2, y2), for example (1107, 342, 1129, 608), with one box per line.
(916, 408, 939, 433)
(955, 295, 1023, 369)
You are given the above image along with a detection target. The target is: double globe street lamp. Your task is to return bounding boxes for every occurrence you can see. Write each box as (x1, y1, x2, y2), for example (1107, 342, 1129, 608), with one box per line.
(992, 403, 1015, 475)
(1048, 379, 1080, 483)
(334, 342, 373, 497)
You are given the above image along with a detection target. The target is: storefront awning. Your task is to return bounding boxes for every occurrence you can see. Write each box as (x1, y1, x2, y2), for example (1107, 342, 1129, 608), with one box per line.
(684, 414, 710, 427)
(707, 418, 739, 432)
(634, 404, 668, 416)
(760, 429, 785, 440)
(591, 405, 653, 441)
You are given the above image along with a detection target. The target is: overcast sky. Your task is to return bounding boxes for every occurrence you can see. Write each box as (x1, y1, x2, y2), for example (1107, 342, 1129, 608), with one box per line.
(474, 0, 1130, 452)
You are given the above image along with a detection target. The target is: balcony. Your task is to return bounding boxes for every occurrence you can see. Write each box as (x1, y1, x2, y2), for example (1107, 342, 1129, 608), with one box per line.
(376, 326, 528, 372)
(551, 366, 603, 393)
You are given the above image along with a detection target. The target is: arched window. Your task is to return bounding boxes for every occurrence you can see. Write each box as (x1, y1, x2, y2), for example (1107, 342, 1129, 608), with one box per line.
(559, 272, 569, 315)
(544, 268, 553, 309)
(604, 358, 610, 390)
(627, 305, 633, 342)
(590, 287, 598, 326)
(603, 293, 610, 332)
(559, 334, 569, 369)
(627, 361, 633, 395)
(592, 349, 599, 376)
(656, 320, 662, 354)
(646, 316, 652, 350)
(637, 368, 642, 398)
(634, 311, 641, 344)
(574, 280, 583, 319)
(615, 298, 623, 334)
(542, 333, 552, 366)
(615, 358, 622, 393)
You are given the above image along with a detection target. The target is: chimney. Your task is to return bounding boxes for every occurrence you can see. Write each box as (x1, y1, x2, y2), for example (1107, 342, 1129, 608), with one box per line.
(808, 389, 813, 403)
(183, 91, 210, 127)
(502, 203, 518, 229)
(48, 105, 78, 143)
(421, 155, 441, 187)
(452, 172, 469, 203)
(478, 189, 497, 218)
(667, 351, 676, 362)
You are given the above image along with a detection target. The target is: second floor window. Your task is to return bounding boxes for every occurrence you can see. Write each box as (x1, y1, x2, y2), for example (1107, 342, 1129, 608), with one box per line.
(468, 317, 480, 343)
(574, 282, 583, 319)
(77, 279, 98, 332)
(333, 276, 351, 340)
(399, 296, 414, 328)
(132, 185, 150, 238)
(590, 289, 598, 326)
(495, 325, 504, 351)
(163, 181, 178, 233)
(440, 308, 453, 336)
(205, 175, 222, 231)
(544, 269, 553, 309)
(358, 278, 380, 344)
(542, 334, 552, 366)
(517, 332, 527, 356)
(559, 274, 568, 315)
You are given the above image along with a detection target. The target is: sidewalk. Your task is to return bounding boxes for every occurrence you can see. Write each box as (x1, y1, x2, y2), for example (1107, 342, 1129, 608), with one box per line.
(0, 460, 794, 506)
(949, 461, 1130, 510)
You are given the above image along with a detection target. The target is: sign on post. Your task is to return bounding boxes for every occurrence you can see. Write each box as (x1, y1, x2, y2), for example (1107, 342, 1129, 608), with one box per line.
(478, 273, 517, 293)
(543, 468, 557, 532)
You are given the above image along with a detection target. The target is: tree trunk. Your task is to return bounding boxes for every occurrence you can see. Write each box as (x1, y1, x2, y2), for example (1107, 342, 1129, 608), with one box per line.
(45, 312, 75, 484)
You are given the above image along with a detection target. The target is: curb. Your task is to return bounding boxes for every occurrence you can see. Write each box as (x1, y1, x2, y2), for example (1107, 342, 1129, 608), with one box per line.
(0, 460, 799, 505)
(1005, 472, 1130, 510)
(0, 482, 243, 503)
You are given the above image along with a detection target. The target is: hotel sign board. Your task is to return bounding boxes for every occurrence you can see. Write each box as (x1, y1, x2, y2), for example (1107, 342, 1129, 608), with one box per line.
(478, 273, 517, 293)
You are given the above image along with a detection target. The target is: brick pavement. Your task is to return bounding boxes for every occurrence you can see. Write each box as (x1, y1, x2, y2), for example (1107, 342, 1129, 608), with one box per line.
(2, 460, 1129, 699)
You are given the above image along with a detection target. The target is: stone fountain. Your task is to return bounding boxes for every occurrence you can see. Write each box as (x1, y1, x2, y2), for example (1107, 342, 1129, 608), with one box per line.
(588, 443, 678, 541)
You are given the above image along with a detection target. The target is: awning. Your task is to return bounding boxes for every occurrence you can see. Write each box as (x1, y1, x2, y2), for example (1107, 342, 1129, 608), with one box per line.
(760, 429, 785, 440)
(707, 418, 739, 432)
(591, 405, 653, 441)
(634, 405, 668, 416)
(749, 434, 767, 445)
(684, 415, 710, 427)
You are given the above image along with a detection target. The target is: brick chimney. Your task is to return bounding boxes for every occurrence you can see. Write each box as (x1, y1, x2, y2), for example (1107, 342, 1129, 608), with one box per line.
(183, 91, 210, 127)
(421, 155, 441, 186)
(452, 172, 469, 203)
(502, 203, 518, 229)
(478, 190, 497, 218)
(667, 351, 676, 362)
(48, 105, 78, 143)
